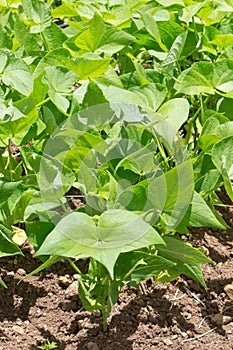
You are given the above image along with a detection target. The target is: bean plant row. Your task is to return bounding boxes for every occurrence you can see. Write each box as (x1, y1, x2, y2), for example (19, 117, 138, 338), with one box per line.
(0, 0, 233, 330)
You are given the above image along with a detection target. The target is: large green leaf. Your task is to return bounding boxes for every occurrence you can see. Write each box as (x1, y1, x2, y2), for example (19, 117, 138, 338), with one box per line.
(43, 66, 76, 113)
(35, 210, 165, 278)
(51, 3, 79, 17)
(161, 160, 194, 229)
(98, 83, 167, 110)
(0, 103, 38, 140)
(2, 59, 34, 95)
(157, 98, 189, 132)
(20, 0, 51, 32)
(175, 59, 233, 96)
(75, 12, 135, 55)
(115, 250, 176, 285)
(35, 48, 111, 80)
(42, 22, 68, 51)
(14, 15, 39, 53)
(174, 62, 215, 95)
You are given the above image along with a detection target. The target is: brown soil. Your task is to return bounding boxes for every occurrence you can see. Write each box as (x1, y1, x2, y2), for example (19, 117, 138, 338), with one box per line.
(0, 192, 233, 350)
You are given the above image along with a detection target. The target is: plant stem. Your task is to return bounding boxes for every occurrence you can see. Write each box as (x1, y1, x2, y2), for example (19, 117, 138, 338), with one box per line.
(67, 258, 83, 276)
(7, 139, 13, 181)
(36, 97, 50, 108)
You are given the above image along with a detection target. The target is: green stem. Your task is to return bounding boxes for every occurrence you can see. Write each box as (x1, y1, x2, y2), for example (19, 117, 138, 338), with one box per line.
(102, 308, 108, 332)
(59, 199, 69, 215)
(36, 97, 50, 108)
(185, 105, 201, 144)
(185, 95, 210, 144)
(7, 139, 13, 181)
(67, 258, 83, 276)
(152, 131, 170, 169)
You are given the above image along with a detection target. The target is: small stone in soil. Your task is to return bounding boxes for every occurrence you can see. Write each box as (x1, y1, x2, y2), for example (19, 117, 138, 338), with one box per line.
(12, 325, 24, 335)
(65, 281, 79, 297)
(7, 271, 14, 276)
(163, 338, 173, 346)
(86, 341, 99, 350)
(59, 275, 71, 286)
(17, 268, 26, 275)
(224, 284, 233, 300)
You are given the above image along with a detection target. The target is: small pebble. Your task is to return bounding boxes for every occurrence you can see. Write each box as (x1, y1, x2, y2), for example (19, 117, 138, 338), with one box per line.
(73, 274, 80, 280)
(163, 338, 173, 346)
(7, 271, 14, 276)
(65, 281, 79, 297)
(59, 275, 71, 286)
(12, 325, 24, 335)
(224, 284, 233, 300)
(86, 342, 99, 350)
(222, 315, 232, 325)
(181, 331, 187, 338)
(17, 268, 26, 276)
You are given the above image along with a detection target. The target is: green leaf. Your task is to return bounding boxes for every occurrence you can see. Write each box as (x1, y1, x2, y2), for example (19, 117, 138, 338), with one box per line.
(0, 277, 7, 288)
(174, 62, 215, 95)
(212, 137, 233, 200)
(51, 3, 79, 17)
(43, 66, 76, 113)
(0, 103, 38, 139)
(160, 32, 188, 70)
(199, 134, 220, 153)
(175, 59, 233, 96)
(75, 12, 135, 55)
(26, 221, 54, 252)
(21, 0, 51, 33)
(139, 11, 167, 51)
(115, 250, 176, 285)
(0, 225, 23, 258)
(98, 83, 167, 110)
(161, 160, 194, 229)
(157, 21, 183, 50)
(211, 34, 233, 49)
(75, 13, 104, 52)
(0, 180, 22, 208)
(35, 48, 111, 80)
(82, 80, 108, 108)
(35, 210, 165, 278)
(39, 155, 76, 201)
(195, 169, 222, 195)
(73, 57, 112, 80)
(155, 0, 184, 6)
(42, 22, 68, 51)
(214, 59, 233, 95)
(158, 235, 213, 265)
(0, 23, 12, 49)
(2, 59, 34, 95)
(0, 51, 8, 73)
(14, 15, 39, 53)
(188, 191, 228, 229)
(157, 98, 190, 132)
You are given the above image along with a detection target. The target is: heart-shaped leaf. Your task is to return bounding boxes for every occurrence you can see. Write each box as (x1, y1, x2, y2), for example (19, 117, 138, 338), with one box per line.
(35, 209, 165, 278)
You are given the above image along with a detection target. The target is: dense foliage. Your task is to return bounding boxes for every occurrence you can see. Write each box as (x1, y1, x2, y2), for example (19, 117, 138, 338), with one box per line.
(0, 0, 233, 329)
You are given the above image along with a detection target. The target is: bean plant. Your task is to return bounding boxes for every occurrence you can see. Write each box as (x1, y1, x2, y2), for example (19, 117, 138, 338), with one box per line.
(0, 0, 232, 330)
